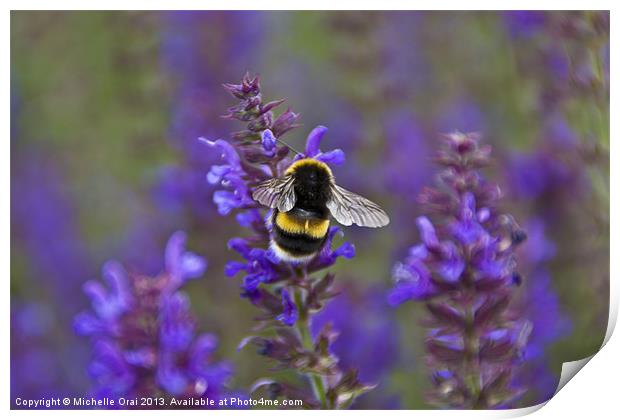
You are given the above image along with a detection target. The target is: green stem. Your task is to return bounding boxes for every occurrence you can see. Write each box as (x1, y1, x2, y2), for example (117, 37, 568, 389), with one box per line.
(462, 268, 483, 409)
(294, 287, 328, 409)
(464, 304, 483, 409)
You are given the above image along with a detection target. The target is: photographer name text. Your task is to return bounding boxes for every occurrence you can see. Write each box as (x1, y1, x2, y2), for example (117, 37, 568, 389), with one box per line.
(14, 396, 303, 409)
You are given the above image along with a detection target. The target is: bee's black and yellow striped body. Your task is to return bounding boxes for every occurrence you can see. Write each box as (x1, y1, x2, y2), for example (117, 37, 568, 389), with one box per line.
(253, 155, 390, 263)
(270, 158, 333, 262)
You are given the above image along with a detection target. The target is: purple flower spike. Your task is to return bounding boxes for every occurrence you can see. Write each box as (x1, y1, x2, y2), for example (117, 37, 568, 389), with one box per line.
(74, 232, 236, 404)
(203, 74, 374, 408)
(503, 11, 548, 39)
(390, 132, 529, 409)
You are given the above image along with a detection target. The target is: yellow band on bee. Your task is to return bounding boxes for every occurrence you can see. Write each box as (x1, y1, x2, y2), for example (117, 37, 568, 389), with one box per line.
(285, 158, 333, 177)
(275, 212, 330, 238)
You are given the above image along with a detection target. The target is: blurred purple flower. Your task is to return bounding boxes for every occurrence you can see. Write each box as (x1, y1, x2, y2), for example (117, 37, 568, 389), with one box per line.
(503, 11, 548, 38)
(11, 152, 93, 403)
(382, 112, 432, 200)
(11, 302, 85, 407)
(74, 231, 235, 404)
(505, 119, 588, 205)
(389, 132, 530, 408)
(507, 153, 572, 201)
(11, 153, 91, 311)
(379, 11, 429, 101)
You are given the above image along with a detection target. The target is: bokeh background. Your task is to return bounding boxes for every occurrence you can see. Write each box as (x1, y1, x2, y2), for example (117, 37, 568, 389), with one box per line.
(11, 11, 609, 409)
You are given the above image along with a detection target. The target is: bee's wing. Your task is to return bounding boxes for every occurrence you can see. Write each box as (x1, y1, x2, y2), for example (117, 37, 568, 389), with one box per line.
(252, 175, 296, 212)
(327, 184, 390, 228)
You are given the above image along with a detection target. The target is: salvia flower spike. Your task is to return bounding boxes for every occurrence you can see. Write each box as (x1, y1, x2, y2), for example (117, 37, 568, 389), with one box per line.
(203, 74, 372, 409)
(74, 231, 236, 404)
(389, 132, 531, 409)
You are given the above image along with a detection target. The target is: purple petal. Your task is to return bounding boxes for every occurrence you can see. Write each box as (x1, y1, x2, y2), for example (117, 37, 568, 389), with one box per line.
(165, 231, 186, 279)
(180, 251, 207, 280)
(88, 340, 134, 393)
(102, 261, 132, 309)
(165, 231, 206, 286)
(388, 262, 438, 305)
(228, 237, 251, 256)
(124, 348, 156, 368)
(276, 289, 298, 326)
(224, 261, 246, 277)
(236, 209, 262, 228)
(199, 138, 240, 166)
(261, 129, 277, 155)
(188, 334, 219, 376)
(304, 125, 328, 156)
(73, 312, 106, 336)
(437, 242, 465, 283)
(157, 351, 189, 396)
(460, 192, 477, 221)
(159, 292, 195, 352)
(334, 242, 356, 259)
(213, 190, 240, 215)
(417, 217, 439, 249)
(408, 244, 428, 259)
(206, 165, 231, 185)
(316, 149, 346, 166)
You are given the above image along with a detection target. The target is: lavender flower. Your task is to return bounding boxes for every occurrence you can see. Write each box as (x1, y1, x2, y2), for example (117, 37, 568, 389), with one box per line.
(506, 118, 588, 205)
(11, 152, 93, 401)
(12, 302, 85, 407)
(389, 132, 530, 409)
(74, 231, 234, 405)
(203, 74, 372, 409)
(11, 152, 91, 312)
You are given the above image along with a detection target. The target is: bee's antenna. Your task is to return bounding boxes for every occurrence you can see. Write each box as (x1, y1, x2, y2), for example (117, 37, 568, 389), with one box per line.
(275, 138, 303, 156)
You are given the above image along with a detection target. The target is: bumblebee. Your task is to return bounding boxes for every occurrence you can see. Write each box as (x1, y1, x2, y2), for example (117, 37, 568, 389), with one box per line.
(252, 158, 389, 263)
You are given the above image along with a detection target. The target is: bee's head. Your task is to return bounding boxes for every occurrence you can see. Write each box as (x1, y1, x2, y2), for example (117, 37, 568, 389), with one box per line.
(292, 158, 331, 180)
(286, 158, 333, 202)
